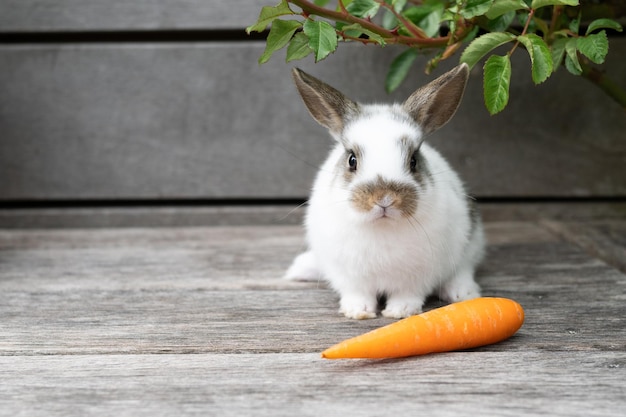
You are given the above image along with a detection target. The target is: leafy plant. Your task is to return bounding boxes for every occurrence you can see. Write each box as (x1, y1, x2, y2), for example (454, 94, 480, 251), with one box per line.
(247, 0, 624, 115)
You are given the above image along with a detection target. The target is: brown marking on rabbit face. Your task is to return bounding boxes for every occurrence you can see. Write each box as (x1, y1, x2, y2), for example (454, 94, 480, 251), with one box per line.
(350, 176, 418, 217)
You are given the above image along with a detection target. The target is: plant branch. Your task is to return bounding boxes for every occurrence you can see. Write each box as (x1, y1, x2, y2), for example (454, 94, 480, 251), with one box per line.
(289, 0, 394, 37)
(580, 60, 626, 110)
(509, 8, 535, 55)
(339, 31, 383, 45)
(377, 0, 429, 39)
(548, 5, 563, 39)
(288, 0, 450, 48)
(338, 0, 348, 14)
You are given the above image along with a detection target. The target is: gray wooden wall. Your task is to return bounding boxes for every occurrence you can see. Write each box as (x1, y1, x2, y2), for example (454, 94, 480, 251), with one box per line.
(1, 0, 625, 202)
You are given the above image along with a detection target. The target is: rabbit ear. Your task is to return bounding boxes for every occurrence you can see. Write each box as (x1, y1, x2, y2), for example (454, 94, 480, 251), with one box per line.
(403, 63, 469, 136)
(292, 68, 359, 136)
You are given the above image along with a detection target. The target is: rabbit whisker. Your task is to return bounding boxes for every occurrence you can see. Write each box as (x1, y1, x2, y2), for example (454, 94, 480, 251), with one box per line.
(279, 200, 310, 222)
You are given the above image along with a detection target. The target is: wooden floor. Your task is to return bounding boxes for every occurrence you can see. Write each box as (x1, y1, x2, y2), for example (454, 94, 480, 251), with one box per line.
(1, 204, 625, 416)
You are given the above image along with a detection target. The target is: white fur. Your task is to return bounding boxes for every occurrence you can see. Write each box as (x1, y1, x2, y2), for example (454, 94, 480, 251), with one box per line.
(286, 69, 485, 319)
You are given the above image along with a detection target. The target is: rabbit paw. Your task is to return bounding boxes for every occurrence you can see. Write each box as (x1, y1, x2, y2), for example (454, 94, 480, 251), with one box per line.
(339, 295, 378, 320)
(381, 296, 423, 319)
(440, 271, 481, 303)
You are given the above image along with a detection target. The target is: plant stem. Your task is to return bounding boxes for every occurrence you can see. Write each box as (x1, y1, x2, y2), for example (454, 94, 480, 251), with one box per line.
(377, 0, 428, 39)
(509, 8, 535, 55)
(580, 60, 626, 110)
(548, 5, 563, 38)
(288, 0, 450, 48)
(338, 0, 348, 14)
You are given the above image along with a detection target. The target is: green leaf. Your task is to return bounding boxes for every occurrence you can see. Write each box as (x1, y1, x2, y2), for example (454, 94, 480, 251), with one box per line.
(314, 0, 331, 6)
(426, 50, 445, 74)
(335, 21, 359, 38)
(517, 34, 553, 84)
(485, 0, 528, 19)
(246, 0, 294, 34)
(462, 25, 480, 44)
(586, 18, 623, 35)
(577, 30, 609, 64)
(340, 23, 387, 45)
(286, 32, 313, 62)
(460, 32, 517, 70)
(483, 54, 511, 115)
(382, 0, 408, 29)
(486, 11, 517, 32)
(441, 8, 456, 22)
(346, 0, 380, 18)
(258, 19, 301, 64)
(531, 0, 578, 9)
(569, 9, 581, 34)
(402, 4, 444, 38)
(564, 38, 582, 75)
(418, 7, 443, 38)
(385, 49, 419, 93)
(418, 8, 443, 38)
(552, 29, 571, 38)
(533, 17, 550, 35)
(303, 19, 338, 62)
(550, 37, 568, 68)
(448, 18, 457, 40)
(564, 54, 582, 75)
(460, 0, 494, 19)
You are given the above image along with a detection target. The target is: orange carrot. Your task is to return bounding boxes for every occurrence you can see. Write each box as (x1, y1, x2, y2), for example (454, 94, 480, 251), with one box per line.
(321, 297, 524, 359)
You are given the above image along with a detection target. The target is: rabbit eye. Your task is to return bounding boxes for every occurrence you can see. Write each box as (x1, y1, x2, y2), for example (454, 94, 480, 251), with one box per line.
(410, 153, 418, 172)
(348, 152, 358, 171)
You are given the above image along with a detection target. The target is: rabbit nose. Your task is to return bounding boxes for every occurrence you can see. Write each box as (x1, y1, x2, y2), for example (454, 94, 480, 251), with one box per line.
(377, 194, 395, 209)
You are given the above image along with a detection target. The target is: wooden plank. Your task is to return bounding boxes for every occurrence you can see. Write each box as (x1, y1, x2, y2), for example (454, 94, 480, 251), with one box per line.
(2, 202, 626, 229)
(1, 283, 624, 355)
(1, 40, 625, 200)
(1, 222, 625, 355)
(0, 226, 310, 293)
(0, 0, 269, 32)
(0, 352, 625, 417)
(541, 220, 626, 273)
(479, 202, 626, 222)
(0, 205, 308, 229)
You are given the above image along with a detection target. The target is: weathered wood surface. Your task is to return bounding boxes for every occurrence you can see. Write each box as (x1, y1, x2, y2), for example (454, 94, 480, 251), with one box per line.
(0, 205, 308, 229)
(1, 352, 624, 417)
(542, 219, 626, 274)
(1, 216, 625, 416)
(2, 202, 626, 229)
(1, 40, 625, 200)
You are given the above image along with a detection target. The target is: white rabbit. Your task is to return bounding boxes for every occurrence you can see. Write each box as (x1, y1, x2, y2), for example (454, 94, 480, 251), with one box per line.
(285, 64, 485, 319)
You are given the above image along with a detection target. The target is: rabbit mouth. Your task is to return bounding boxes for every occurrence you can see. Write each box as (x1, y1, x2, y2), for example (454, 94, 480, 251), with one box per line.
(369, 204, 404, 221)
